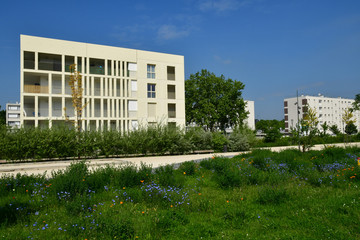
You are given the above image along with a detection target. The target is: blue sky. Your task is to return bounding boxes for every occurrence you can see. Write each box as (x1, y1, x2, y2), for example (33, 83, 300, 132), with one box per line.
(0, 0, 359, 119)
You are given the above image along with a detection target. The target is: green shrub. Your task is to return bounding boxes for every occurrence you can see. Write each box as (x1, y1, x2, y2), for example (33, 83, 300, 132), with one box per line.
(51, 161, 89, 200)
(179, 161, 197, 176)
(228, 126, 256, 151)
(155, 165, 185, 188)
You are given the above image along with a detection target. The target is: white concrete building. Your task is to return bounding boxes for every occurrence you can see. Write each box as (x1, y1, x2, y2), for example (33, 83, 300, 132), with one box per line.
(284, 94, 360, 133)
(20, 35, 185, 130)
(244, 100, 255, 130)
(6, 102, 21, 128)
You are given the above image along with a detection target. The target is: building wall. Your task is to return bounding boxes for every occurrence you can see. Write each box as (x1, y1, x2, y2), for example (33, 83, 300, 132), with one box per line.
(245, 100, 255, 130)
(284, 95, 360, 133)
(20, 35, 185, 130)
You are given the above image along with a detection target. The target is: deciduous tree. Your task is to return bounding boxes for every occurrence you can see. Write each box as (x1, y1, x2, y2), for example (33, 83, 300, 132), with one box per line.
(185, 69, 247, 131)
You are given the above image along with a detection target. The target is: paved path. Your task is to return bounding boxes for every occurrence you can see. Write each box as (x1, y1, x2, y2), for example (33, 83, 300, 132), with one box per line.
(1, 142, 359, 178)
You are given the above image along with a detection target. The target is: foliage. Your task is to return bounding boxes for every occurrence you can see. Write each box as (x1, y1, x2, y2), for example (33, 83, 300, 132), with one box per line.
(264, 127, 282, 143)
(185, 69, 247, 131)
(352, 93, 360, 111)
(329, 124, 341, 135)
(256, 119, 284, 143)
(345, 123, 358, 135)
(255, 119, 284, 132)
(342, 107, 356, 125)
(0, 124, 258, 161)
(0, 105, 5, 126)
(228, 126, 256, 151)
(1, 147, 360, 239)
(320, 121, 329, 137)
(64, 64, 87, 131)
(299, 105, 319, 152)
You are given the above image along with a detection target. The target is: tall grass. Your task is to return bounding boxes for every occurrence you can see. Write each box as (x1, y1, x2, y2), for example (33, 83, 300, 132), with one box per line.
(0, 147, 359, 239)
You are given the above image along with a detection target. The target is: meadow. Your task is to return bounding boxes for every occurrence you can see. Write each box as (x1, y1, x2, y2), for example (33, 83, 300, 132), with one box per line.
(1, 147, 360, 239)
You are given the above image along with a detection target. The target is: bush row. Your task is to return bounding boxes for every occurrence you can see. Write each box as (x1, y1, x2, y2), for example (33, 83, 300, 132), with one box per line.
(0, 125, 256, 161)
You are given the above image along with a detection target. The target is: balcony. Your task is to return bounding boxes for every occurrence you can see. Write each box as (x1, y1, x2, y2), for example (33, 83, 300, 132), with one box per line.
(24, 85, 49, 94)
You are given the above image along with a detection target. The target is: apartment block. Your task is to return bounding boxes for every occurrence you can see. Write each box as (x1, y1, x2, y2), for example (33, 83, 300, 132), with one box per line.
(284, 94, 360, 133)
(6, 102, 21, 128)
(20, 35, 185, 130)
(244, 100, 255, 130)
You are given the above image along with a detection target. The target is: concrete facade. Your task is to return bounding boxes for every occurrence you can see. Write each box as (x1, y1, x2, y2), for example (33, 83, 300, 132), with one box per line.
(284, 94, 360, 133)
(244, 100, 255, 130)
(20, 35, 185, 130)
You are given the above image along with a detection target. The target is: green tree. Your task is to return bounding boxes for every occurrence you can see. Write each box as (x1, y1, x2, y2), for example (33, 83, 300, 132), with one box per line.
(352, 93, 360, 111)
(320, 121, 329, 137)
(255, 119, 284, 132)
(345, 123, 357, 135)
(0, 105, 6, 126)
(256, 119, 284, 143)
(299, 105, 319, 152)
(329, 124, 341, 135)
(185, 69, 247, 131)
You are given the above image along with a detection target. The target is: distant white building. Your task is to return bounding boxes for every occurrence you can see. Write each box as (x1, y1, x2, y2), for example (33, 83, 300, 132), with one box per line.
(6, 102, 21, 128)
(245, 100, 255, 130)
(284, 94, 360, 133)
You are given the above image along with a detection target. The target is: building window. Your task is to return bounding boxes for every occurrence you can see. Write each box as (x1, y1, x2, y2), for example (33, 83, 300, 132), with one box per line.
(167, 66, 175, 80)
(147, 84, 156, 98)
(147, 103, 156, 118)
(168, 104, 176, 118)
(65, 56, 74, 72)
(147, 64, 155, 79)
(89, 58, 105, 75)
(167, 85, 175, 99)
(38, 53, 62, 71)
(24, 51, 35, 69)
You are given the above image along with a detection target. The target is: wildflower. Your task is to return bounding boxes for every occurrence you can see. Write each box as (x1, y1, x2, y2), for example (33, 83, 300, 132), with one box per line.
(142, 211, 145, 214)
(26, 190, 28, 193)
(83, 179, 85, 181)
(241, 198, 244, 201)
(140, 180, 144, 183)
(183, 172, 186, 175)
(198, 193, 202, 196)
(123, 187, 126, 190)
(171, 205, 173, 208)
(120, 201, 123, 204)
(226, 200, 229, 203)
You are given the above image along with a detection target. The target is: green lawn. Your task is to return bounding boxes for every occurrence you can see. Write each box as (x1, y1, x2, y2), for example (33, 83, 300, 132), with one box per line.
(1, 147, 360, 239)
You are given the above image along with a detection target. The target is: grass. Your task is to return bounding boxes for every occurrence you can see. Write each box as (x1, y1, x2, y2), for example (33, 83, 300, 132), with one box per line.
(0, 147, 360, 239)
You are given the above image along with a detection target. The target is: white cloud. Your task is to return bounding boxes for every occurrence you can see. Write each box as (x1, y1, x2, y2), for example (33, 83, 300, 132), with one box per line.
(198, 0, 250, 12)
(157, 25, 190, 40)
(214, 55, 232, 64)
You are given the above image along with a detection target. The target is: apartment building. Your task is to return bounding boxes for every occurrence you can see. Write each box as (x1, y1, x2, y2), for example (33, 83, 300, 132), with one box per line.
(244, 100, 255, 130)
(284, 94, 360, 133)
(20, 35, 185, 130)
(6, 102, 21, 128)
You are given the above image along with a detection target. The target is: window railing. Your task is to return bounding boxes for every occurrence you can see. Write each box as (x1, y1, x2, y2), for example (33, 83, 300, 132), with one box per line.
(24, 85, 49, 94)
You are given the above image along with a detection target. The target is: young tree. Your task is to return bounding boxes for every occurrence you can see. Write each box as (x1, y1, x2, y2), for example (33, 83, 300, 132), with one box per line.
(256, 119, 284, 143)
(320, 121, 329, 137)
(329, 124, 341, 135)
(299, 105, 319, 152)
(185, 69, 247, 131)
(345, 123, 358, 135)
(64, 64, 87, 131)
